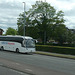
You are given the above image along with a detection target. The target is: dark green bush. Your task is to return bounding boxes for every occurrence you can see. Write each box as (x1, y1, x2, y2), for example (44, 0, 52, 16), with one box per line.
(36, 43, 75, 47)
(36, 45, 75, 55)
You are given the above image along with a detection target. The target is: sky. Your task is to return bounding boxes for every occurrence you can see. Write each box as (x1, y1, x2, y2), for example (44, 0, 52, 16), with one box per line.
(0, 0, 75, 34)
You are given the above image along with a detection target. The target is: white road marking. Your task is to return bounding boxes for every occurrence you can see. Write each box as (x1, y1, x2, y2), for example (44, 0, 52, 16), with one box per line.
(15, 63, 20, 65)
(25, 69, 32, 72)
(10, 69, 29, 75)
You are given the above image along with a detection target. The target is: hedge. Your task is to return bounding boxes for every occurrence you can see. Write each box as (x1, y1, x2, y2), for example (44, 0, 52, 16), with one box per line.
(36, 45, 75, 55)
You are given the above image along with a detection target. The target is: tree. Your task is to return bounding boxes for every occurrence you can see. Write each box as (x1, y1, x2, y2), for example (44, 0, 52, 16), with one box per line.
(17, 1, 65, 44)
(53, 24, 67, 44)
(5, 27, 17, 35)
(27, 1, 57, 44)
(66, 29, 75, 44)
(17, 13, 31, 36)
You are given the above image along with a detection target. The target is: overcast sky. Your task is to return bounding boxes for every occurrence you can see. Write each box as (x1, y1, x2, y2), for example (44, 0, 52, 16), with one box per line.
(0, 0, 75, 34)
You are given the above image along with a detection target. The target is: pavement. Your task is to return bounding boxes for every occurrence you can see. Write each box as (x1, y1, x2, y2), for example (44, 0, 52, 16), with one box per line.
(35, 51, 75, 59)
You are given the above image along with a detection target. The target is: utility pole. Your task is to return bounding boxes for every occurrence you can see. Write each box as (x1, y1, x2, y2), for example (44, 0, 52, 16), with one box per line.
(23, 2, 26, 37)
(44, 0, 47, 45)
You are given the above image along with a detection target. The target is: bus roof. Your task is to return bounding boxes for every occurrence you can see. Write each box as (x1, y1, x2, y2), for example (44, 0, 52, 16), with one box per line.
(0, 35, 33, 39)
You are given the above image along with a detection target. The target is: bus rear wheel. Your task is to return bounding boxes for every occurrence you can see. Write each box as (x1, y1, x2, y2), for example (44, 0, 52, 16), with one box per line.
(0, 46, 4, 50)
(16, 48, 19, 53)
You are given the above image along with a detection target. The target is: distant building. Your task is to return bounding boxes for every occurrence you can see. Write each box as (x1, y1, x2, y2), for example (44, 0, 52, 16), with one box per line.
(66, 28, 75, 33)
(0, 28, 4, 35)
(70, 29, 75, 33)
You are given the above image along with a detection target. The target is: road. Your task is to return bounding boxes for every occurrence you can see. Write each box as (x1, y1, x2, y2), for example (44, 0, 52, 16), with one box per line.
(0, 50, 75, 75)
(0, 65, 29, 75)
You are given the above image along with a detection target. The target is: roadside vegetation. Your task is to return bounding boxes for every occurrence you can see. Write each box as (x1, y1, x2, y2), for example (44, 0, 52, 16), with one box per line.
(5, 27, 17, 35)
(36, 45, 75, 55)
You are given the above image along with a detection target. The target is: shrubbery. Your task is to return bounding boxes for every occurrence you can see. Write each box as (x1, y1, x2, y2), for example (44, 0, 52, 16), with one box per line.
(36, 45, 75, 55)
(36, 43, 75, 47)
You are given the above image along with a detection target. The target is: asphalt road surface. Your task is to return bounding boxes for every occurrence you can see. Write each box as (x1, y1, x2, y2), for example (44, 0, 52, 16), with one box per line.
(0, 50, 75, 75)
(0, 66, 29, 75)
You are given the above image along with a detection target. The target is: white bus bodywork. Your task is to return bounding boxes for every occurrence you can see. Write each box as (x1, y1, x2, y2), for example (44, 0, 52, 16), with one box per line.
(0, 36, 35, 53)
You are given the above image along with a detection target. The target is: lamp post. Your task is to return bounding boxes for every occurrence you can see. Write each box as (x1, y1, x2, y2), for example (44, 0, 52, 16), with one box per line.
(23, 2, 26, 37)
(44, 0, 47, 44)
(45, 0, 46, 2)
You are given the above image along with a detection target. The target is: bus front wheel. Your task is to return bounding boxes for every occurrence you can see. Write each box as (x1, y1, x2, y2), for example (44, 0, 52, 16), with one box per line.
(16, 48, 19, 53)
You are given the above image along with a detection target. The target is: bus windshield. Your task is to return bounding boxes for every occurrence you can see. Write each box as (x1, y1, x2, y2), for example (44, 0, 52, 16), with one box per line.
(25, 39, 35, 48)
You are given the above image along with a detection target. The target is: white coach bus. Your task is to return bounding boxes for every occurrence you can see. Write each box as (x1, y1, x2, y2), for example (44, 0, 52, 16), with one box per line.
(0, 35, 35, 53)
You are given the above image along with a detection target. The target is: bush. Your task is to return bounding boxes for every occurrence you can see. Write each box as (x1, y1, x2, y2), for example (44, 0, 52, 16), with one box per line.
(36, 43, 75, 47)
(36, 45, 75, 55)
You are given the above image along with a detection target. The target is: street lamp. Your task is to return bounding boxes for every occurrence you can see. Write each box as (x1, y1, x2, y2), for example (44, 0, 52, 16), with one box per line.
(45, 0, 46, 2)
(39, 0, 46, 2)
(23, 2, 26, 37)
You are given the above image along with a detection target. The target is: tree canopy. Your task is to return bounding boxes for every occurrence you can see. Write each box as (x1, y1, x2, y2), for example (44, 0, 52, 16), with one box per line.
(5, 27, 17, 35)
(17, 1, 67, 44)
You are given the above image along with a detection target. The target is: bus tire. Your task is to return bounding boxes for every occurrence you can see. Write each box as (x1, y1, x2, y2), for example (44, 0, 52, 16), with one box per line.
(16, 48, 19, 53)
(1, 46, 4, 50)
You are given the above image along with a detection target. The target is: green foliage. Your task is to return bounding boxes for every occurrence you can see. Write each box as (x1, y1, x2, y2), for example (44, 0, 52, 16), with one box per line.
(66, 29, 75, 44)
(5, 27, 17, 35)
(36, 45, 75, 55)
(25, 26, 39, 39)
(53, 24, 67, 44)
(17, 1, 68, 44)
(27, 1, 56, 44)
